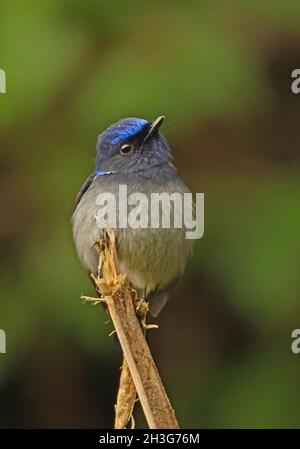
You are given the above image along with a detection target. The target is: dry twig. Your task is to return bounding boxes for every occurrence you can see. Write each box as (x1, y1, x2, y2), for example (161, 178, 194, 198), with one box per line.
(115, 357, 136, 428)
(82, 229, 179, 429)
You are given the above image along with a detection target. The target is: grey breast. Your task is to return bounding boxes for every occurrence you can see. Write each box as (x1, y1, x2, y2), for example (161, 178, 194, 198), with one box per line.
(72, 172, 193, 295)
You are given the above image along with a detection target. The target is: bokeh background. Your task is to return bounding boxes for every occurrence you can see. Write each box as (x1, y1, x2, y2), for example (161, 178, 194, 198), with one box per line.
(1, 0, 300, 428)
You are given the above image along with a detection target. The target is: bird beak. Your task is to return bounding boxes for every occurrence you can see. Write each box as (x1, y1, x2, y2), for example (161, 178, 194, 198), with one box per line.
(143, 116, 165, 142)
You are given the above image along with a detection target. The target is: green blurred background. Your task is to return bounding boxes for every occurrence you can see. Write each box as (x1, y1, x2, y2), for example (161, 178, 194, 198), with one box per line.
(1, 0, 300, 428)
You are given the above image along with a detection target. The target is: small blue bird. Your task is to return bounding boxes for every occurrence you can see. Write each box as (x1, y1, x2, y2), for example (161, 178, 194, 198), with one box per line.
(72, 116, 193, 316)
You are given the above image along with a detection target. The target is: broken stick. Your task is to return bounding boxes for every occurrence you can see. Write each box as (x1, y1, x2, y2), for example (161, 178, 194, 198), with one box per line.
(82, 229, 179, 429)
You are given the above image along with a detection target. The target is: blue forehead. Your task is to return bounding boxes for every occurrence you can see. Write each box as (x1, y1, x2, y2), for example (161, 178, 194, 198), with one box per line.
(110, 118, 148, 144)
(98, 118, 148, 148)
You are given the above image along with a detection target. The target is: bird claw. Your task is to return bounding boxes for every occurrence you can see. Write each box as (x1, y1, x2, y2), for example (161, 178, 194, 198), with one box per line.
(136, 298, 158, 330)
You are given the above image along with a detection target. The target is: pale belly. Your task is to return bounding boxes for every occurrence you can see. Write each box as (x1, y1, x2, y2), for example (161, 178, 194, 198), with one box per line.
(72, 174, 192, 295)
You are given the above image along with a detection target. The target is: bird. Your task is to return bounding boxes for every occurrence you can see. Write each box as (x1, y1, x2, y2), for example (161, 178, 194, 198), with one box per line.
(72, 116, 193, 316)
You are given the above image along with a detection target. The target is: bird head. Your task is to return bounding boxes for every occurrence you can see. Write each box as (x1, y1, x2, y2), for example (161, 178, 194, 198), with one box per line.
(95, 116, 172, 173)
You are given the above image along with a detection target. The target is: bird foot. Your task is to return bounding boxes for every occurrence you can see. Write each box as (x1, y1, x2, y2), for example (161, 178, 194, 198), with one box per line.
(135, 298, 158, 330)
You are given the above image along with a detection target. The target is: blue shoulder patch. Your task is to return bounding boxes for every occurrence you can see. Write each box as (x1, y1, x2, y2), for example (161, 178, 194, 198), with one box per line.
(95, 170, 115, 176)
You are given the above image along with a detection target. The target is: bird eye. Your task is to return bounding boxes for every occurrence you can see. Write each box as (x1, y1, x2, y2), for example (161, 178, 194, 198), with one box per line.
(120, 143, 133, 154)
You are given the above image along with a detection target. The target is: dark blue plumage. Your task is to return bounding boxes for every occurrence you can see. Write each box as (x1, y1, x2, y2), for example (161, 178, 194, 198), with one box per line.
(96, 118, 148, 169)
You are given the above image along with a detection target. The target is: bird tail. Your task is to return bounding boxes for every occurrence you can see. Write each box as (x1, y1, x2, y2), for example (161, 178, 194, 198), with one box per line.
(149, 291, 169, 317)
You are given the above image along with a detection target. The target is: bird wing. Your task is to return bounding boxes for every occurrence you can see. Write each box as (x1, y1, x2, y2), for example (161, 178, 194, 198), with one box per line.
(75, 172, 97, 207)
(75, 170, 116, 208)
